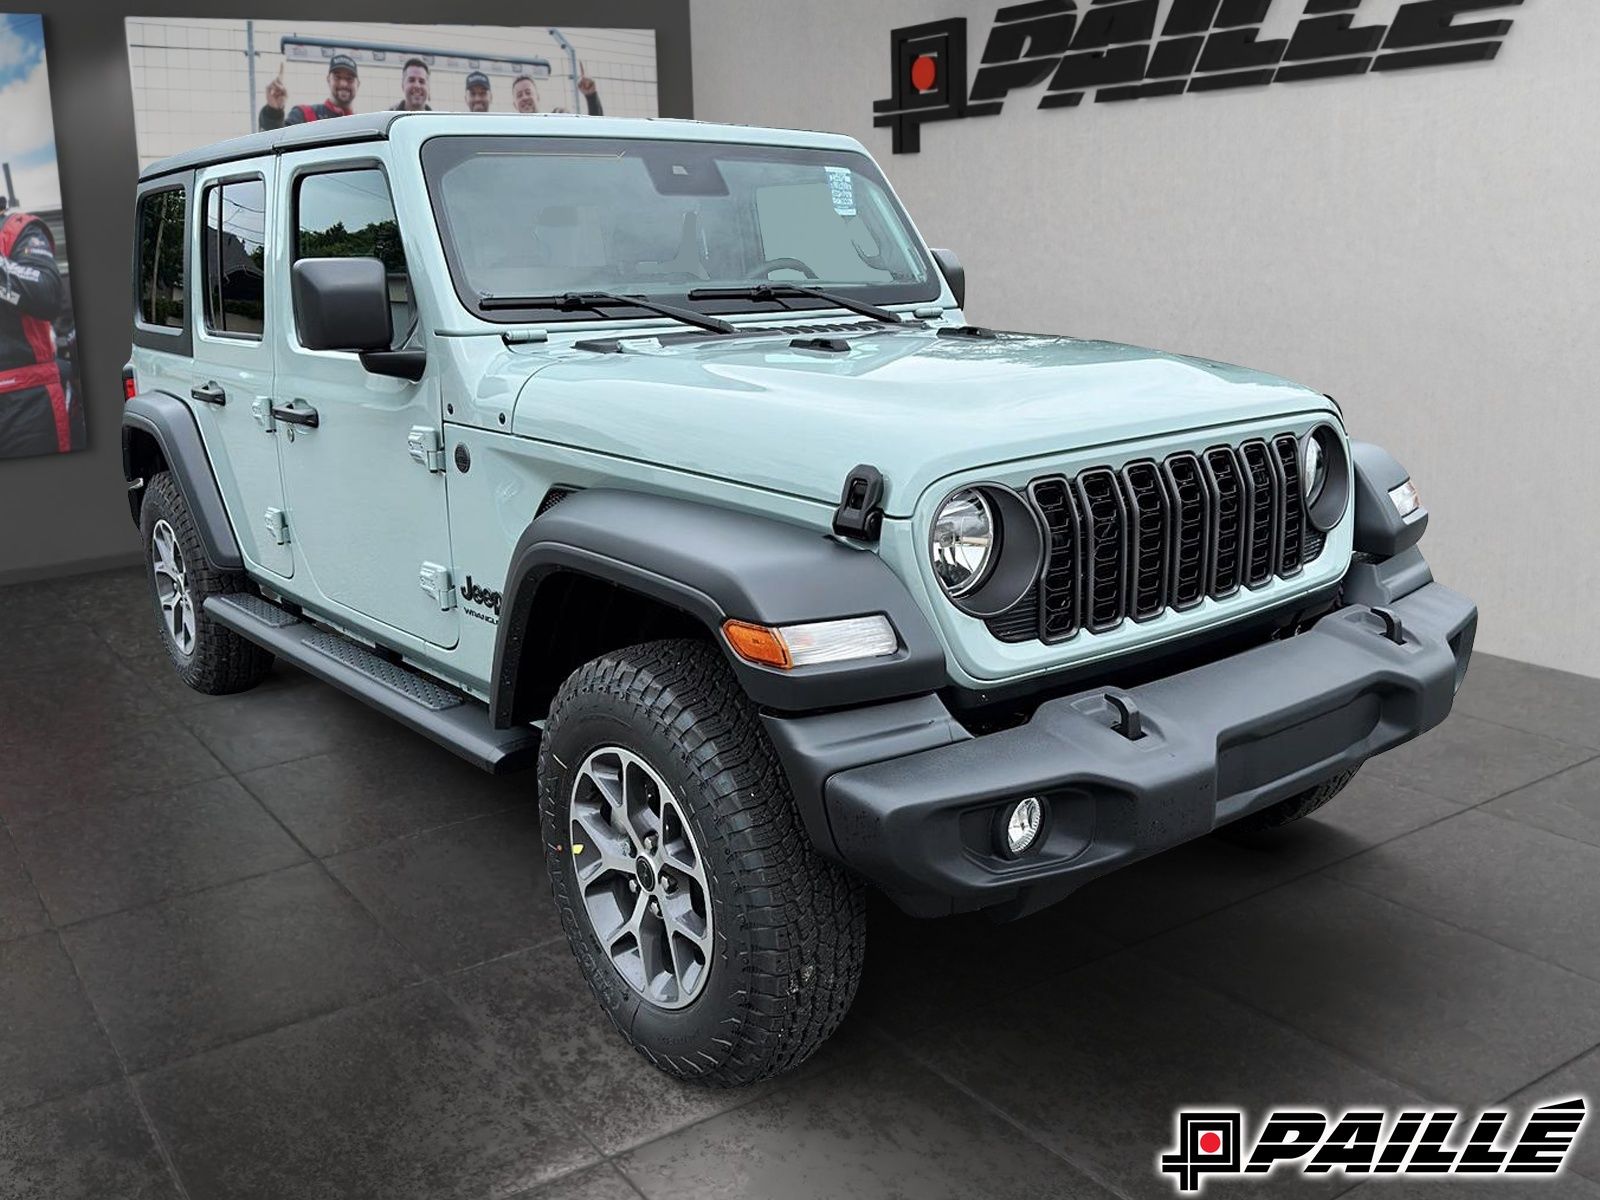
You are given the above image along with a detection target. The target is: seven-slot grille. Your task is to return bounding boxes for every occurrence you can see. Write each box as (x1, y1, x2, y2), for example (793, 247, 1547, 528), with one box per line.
(989, 433, 1322, 645)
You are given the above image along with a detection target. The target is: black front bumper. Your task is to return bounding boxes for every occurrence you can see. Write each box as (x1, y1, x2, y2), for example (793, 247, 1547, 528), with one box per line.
(767, 581, 1477, 917)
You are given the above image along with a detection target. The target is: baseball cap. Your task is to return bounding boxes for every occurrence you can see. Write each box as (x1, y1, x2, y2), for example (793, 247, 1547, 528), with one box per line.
(329, 53, 359, 76)
(465, 70, 490, 90)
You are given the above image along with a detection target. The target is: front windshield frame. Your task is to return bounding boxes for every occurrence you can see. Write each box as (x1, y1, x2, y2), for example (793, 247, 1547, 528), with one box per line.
(419, 134, 942, 324)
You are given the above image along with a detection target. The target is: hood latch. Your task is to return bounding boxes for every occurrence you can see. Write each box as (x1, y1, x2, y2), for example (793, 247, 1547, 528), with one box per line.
(833, 464, 885, 542)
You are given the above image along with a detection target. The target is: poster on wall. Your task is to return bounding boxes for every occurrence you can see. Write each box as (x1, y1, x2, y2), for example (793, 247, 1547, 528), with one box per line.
(124, 18, 659, 170)
(0, 12, 86, 460)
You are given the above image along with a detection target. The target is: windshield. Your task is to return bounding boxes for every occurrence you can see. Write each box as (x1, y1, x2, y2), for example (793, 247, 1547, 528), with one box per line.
(420, 136, 939, 322)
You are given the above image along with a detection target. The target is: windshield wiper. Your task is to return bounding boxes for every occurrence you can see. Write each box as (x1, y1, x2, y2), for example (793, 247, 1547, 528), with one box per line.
(478, 291, 735, 335)
(686, 284, 905, 325)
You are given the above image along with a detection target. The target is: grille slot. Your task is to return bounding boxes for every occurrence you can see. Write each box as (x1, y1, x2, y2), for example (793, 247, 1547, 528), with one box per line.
(1121, 461, 1170, 620)
(1272, 434, 1305, 576)
(1075, 468, 1129, 633)
(1029, 476, 1083, 642)
(1202, 446, 1246, 599)
(990, 430, 1330, 645)
(1162, 452, 1210, 611)
(1239, 440, 1280, 588)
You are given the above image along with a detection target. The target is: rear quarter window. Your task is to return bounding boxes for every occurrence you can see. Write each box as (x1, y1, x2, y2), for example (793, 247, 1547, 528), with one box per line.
(135, 186, 187, 329)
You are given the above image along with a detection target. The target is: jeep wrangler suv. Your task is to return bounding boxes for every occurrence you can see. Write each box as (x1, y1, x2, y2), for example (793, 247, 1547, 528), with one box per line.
(123, 112, 1476, 1085)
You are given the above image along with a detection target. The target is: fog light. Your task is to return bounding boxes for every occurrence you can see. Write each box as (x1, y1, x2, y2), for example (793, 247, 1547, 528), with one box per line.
(1000, 796, 1044, 857)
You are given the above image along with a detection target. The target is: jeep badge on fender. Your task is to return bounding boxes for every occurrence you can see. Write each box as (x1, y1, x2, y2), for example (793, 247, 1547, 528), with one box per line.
(122, 110, 1476, 1086)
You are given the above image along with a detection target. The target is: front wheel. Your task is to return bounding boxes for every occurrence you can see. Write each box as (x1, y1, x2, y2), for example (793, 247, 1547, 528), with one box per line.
(539, 639, 866, 1086)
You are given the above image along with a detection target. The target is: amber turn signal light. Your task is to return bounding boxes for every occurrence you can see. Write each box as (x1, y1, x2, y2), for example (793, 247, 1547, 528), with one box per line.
(722, 620, 793, 669)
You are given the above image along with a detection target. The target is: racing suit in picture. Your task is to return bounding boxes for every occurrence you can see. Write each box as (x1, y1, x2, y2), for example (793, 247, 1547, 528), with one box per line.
(0, 211, 71, 458)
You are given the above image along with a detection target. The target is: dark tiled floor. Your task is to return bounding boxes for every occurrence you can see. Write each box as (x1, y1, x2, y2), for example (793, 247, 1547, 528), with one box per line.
(1, 566, 1597, 1199)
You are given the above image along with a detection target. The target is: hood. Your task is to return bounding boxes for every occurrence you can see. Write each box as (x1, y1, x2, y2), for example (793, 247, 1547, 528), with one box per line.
(511, 327, 1333, 516)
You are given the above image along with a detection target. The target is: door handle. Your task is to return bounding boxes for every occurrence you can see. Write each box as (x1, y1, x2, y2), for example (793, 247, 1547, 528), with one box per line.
(190, 381, 227, 406)
(270, 401, 319, 428)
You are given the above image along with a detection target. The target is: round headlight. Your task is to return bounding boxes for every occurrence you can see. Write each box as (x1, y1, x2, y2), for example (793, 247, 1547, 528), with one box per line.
(1300, 424, 1351, 532)
(1302, 434, 1327, 506)
(930, 488, 996, 598)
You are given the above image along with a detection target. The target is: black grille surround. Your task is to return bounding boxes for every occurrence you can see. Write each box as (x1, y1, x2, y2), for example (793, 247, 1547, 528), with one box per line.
(988, 433, 1325, 646)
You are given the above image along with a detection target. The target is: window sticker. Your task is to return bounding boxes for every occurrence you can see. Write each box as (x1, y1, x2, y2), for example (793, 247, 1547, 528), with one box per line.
(824, 166, 856, 217)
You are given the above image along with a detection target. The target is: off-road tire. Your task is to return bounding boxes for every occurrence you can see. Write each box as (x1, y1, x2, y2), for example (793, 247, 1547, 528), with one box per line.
(139, 470, 273, 694)
(1222, 767, 1360, 837)
(539, 638, 866, 1086)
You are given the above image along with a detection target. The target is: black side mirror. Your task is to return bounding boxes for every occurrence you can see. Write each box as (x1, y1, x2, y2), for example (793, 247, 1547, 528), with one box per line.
(292, 257, 393, 353)
(931, 248, 965, 309)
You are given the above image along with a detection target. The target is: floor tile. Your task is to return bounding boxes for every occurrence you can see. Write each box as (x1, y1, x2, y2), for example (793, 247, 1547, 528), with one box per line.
(0, 658, 177, 736)
(57, 567, 155, 627)
(514, 1162, 641, 1200)
(175, 669, 410, 774)
(111, 646, 273, 713)
(916, 951, 1423, 1200)
(0, 620, 120, 678)
(77, 590, 169, 665)
(1456, 652, 1600, 751)
(0, 575, 79, 632)
(1505, 1048, 1600, 1185)
(1140, 874, 1600, 1105)
(613, 1046, 1113, 1200)
(0, 1081, 179, 1200)
(1068, 773, 1457, 946)
(1486, 758, 1600, 851)
(0, 833, 47, 945)
(63, 863, 419, 1071)
(1330, 808, 1600, 982)
(447, 939, 878, 1156)
(240, 735, 531, 858)
(0, 933, 121, 1114)
(1363, 713, 1595, 806)
(327, 808, 560, 975)
(0, 715, 228, 824)
(12, 776, 307, 926)
(851, 890, 1121, 1032)
(136, 984, 595, 1200)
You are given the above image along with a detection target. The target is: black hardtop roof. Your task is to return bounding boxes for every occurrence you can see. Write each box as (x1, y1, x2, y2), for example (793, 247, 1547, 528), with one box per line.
(139, 111, 406, 182)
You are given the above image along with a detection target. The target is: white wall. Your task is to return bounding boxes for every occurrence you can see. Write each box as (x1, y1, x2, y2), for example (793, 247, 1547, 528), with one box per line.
(692, 0, 1599, 679)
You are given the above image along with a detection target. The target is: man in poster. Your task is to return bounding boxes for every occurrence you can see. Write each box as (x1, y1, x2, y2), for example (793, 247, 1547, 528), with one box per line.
(0, 203, 72, 457)
(284, 53, 359, 123)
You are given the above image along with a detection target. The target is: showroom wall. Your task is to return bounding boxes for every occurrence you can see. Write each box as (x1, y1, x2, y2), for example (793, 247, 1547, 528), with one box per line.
(0, 0, 691, 586)
(693, 0, 1595, 679)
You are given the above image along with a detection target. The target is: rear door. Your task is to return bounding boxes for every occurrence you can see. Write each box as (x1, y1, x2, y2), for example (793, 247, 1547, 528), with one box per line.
(271, 153, 457, 647)
(188, 158, 292, 578)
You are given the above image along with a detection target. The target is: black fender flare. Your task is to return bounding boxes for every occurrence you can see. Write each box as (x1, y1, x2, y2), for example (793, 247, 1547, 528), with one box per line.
(1351, 440, 1428, 559)
(490, 489, 947, 723)
(122, 391, 242, 570)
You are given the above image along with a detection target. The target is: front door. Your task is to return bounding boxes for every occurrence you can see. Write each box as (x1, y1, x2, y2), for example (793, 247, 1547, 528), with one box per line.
(189, 159, 291, 578)
(272, 157, 457, 648)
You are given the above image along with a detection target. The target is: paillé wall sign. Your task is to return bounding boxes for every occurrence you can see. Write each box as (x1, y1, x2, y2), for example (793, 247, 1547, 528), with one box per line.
(874, 0, 1524, 153)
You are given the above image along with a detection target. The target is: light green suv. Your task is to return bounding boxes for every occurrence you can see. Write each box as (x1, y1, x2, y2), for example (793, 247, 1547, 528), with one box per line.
(124, 112, 1476, 1084)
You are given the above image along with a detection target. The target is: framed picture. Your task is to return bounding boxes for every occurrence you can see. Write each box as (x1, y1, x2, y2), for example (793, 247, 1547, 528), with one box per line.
(0, 12, 85, 459)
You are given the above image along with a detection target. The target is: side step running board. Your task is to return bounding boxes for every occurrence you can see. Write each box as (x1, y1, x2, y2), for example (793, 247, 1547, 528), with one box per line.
(204, 592, 540, 774)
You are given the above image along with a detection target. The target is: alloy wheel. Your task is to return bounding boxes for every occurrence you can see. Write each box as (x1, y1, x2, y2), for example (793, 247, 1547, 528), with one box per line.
(568, 745, 714, 1009)
(151, 518, 196, 657)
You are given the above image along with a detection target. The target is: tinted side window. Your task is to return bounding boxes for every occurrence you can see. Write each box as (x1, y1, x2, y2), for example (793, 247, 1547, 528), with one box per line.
(294, 168, 412, 347)
(202, 178, 267, 337)
(136, 187, 186, 328)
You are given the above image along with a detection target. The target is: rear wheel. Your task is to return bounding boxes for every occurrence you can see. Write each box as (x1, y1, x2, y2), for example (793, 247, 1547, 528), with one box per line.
(1222, 767, 1360, 837)
(139, 471, 273, 694)
(539, 638, 866, 1086)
